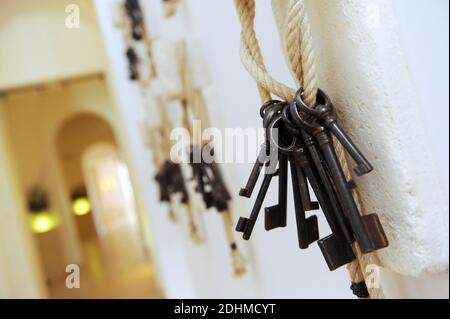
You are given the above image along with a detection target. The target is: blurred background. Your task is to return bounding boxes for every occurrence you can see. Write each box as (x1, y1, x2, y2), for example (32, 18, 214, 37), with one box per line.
(0, 0, 448, 299)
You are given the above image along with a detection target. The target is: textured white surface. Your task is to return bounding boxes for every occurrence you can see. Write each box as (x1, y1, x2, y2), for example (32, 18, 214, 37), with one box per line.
(296, 0, 449, 275)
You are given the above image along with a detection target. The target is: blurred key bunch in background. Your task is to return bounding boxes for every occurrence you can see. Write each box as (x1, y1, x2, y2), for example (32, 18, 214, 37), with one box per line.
(0, 0, 448, 299)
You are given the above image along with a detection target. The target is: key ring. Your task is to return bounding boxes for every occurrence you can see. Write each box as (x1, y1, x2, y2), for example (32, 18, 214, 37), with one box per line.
(289, 97, 318, 133)
(261, 101, 285, 130)
(294, 88, 337, 127)
(281, 103, 302, 136)
(266, 113, 297, 154)
(260, 100, 282, 119)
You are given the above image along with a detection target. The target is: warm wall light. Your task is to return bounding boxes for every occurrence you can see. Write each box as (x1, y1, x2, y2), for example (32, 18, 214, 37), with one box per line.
(27, 188, 58, 234)
(71, 187, 92, 216)
(29, 211, 58, 234)
(72, 196, 92, 216)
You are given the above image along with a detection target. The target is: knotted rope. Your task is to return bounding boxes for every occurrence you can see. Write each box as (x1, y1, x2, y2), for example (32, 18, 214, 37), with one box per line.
(234, 0, 384, 299)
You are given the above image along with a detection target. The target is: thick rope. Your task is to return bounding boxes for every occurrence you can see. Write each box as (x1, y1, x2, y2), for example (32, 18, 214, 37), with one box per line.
(235, 0, 292, 102)
(285, 0, 317, 107)
(284, 0, 303, 87)
(234, 0, 384, 298)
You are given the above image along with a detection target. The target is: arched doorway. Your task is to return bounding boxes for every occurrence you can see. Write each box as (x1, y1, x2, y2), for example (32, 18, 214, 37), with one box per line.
(50, 112, 162, 298)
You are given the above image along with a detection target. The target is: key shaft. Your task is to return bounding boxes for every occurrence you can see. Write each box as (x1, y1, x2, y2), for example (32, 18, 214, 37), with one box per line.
(289, 160, 319, 249)
(327, 122, 373, 176)
(240, 173, 274, 240)
(314, 128, 388, 253)
(265, 153, 288, 230)
(240, 145, 266, 198)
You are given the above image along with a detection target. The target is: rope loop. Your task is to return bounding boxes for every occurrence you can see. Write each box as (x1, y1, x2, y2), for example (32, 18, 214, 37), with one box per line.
(233, 0, 385, 299)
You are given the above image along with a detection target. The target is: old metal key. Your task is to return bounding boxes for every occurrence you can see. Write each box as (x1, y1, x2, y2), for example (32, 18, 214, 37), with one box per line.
(236, 146, 278, 240)
(289, 159, 319, 249)
(236, 101, 286, 240)
(281, 104, 358, 268)
(266, 112, 319, 247)
(283, 105, 353, 242)
(264, 152, 288, 231)
(294, 89, 373, 176)
(289, 95, 388, 254)
(294, 164, 320, 211)
(239, 101, 285, 198)
(239, 144, 267, 198)
(294, 142, 356, 268)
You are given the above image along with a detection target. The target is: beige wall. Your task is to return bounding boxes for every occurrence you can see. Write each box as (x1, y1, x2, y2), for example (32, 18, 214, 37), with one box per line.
(0, 0, 105, 90)
(1, 78, 118, 282)
(0, 103, 47, 298)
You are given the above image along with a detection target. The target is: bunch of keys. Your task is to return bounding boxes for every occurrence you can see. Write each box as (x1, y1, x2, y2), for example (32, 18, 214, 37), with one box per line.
(236, 89, 388, 271)
(189, 145, 231, 213)
(189, 144, 247, 276)
(124, 0, 144, 41)
(155, 160, 189, 206)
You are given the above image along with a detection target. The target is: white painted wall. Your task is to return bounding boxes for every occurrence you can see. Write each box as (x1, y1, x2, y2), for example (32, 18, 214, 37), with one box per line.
(303, 0, 448, 278)
(0, 0, 104, 90)
(2, 79, 119, 280)
(0, 104, 47, 298)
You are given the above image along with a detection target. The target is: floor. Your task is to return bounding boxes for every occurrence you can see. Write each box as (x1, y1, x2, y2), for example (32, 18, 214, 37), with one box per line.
(48, 222, 164, 299)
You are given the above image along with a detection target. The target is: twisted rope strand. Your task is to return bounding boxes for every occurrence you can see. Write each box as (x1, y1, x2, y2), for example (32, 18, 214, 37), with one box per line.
(285, 0, 303, 86)
(235, 0, 295, 101)
(294, 0, 317, 107)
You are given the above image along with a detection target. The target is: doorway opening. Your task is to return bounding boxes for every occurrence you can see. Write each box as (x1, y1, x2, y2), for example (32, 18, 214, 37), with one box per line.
(1, 84, 163, 298)
(50, 112, 162, 298)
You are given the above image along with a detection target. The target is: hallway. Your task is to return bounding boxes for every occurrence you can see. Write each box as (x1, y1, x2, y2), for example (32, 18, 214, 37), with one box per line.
(48, 224, 163, 299)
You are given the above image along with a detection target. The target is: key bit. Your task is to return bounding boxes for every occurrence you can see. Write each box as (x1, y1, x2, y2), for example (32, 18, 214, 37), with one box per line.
(240, 101, 286, 199)
(170, 162, 189, 204)
(289, 160, 319, 249)
(290, 141, 356, 267)
(236, 172, 276, 240)
(124, 0, 144, 40)
(265, 153, 288, 231)
(240, 144, 266, 198)
(126, 47, 139, 80)
(301, 130, 355, 245)
(237, 102, 286, 239)
(189, 144, 232, 213)
(155, 170, 170, 202)
(318, 234, 356, 271)
(313, 127, 388, 253)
